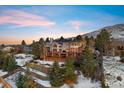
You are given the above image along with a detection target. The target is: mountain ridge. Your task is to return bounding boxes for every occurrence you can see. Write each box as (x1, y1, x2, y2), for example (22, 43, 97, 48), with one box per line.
(81, 24, 124, 40)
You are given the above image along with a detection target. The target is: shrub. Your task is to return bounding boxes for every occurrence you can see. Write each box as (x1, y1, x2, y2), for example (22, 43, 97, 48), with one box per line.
(117, 76, 122, 81)
(49, 62, 64, 87)
(64, 58, 77, 86)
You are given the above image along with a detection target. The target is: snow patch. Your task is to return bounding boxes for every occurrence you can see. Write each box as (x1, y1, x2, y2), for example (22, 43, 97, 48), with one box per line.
(103, 56, 124, 88)
(4, 72, 21, 88)
(0, 70, 8, 76)
(15, 54, 33, 66)
(22, 67, 47, 77)
(33, 77, 51, 87)
(0, 83, 3, 88)
(61, 72, 101, 88)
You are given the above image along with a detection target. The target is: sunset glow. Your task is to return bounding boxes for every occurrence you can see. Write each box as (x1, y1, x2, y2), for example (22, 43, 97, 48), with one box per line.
(0, 6, 124, 44)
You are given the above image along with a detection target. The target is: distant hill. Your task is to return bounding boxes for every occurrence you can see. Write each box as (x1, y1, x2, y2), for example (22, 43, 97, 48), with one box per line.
(54, 24, 124, 42)
(81, 24, 124, 40)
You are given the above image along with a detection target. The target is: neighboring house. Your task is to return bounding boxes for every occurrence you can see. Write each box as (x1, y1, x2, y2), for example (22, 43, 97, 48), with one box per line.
(15, 45, 32, 54)
(22, 45, 32, 54)
(111, 39, 124, 56)
(2, 46, 14, 53)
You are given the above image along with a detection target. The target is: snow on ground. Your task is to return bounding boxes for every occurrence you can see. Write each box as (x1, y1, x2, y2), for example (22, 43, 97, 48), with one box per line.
(74, 74, 101, 88)
(0, 70, 8, 76)
(103, 56, 124, 88)
(15, 54, 33, 66)
(4, 72, 22, 88)
(0, 83, 3, 88)
(33, 77, 51, 87)
(61, 72, 101, 88)
(22, 67, 47, 77)
(35, 60, 64, 67)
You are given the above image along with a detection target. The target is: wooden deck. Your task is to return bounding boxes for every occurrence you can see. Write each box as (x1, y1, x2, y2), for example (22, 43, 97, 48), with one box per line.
(44, 57, 66, 62)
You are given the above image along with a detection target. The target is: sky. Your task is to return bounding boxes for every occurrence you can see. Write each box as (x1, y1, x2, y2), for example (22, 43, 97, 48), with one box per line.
(0, 5, 124, 44)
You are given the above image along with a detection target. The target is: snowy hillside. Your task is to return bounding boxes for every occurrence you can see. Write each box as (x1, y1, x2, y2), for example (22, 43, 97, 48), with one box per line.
(103, 56, 124, 88)
(81, 24, 124, 40)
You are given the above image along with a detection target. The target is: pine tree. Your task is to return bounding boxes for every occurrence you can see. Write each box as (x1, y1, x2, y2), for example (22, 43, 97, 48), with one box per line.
(64, 58, 77, 85)
(2, 55, 9, 71)
(16, 70, 36, 88)
(46, 37, 50, 42)
(80, 46, 98, 78)
(7, 56, 16, 72)
(0, 51, 4, 69)
(21, 40, 26, 46)
(32, 38, 45, 59)
(16, 73, 24, 88)
(59, 36, 64, 42)
(39, 38, 45, 58)
(95, 29, 111, 56)
(85, 36, 90, 47)
(49, 62, 64, 87)
(32, 42, 42, 58)
(120, 51, 124, 62)
(75, 35, 82, 41)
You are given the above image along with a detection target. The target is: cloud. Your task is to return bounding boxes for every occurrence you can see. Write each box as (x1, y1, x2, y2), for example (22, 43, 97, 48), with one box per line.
(68, 20, 92, 30)
(0, 10, 55, 27)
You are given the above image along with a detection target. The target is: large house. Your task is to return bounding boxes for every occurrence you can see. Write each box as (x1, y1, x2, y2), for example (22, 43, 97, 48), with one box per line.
(44, 39, 86, 60)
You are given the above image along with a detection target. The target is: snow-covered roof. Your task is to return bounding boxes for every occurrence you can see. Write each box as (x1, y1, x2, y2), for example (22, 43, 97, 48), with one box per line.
(15, 54, 34, 59)
(34, 60, 64, 67)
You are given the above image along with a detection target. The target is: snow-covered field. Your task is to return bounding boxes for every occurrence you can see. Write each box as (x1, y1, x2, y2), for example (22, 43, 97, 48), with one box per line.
(61, 72, 101, 88)
(33, 77, 51, 87)
(23, 67, 47, 77)
(15, 54, 34, 66)
(103, 56, 124, 88)
(0, 70, 8, 76)
(4, 72, 22, 88)
(15, 53, 64, 68)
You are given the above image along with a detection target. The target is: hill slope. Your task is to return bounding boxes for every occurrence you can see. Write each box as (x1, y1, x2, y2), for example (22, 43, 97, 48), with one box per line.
(81, 24, 124, 40)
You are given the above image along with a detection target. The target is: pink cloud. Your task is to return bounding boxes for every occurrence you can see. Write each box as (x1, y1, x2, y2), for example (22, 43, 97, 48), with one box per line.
(3, 10, 45, 20)
(0, 16, 12, 24)
(69, 20, 92, 30)
(0, 10, 55, 27)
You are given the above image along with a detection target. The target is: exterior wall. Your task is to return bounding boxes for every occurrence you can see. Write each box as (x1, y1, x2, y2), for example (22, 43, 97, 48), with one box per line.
(111, 39, 124, 56)
(44, 40, 86, 60)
